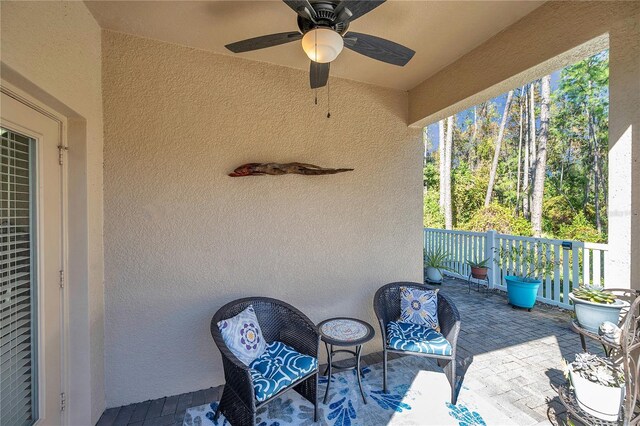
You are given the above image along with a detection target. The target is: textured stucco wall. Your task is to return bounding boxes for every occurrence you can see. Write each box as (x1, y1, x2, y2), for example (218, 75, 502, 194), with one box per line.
(0, 1, 105, 424)
(102, 30, 423, 406)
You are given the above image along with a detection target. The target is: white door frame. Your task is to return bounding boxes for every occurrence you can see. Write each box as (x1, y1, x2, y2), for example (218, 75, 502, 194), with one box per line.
(1, 82, 70, 425)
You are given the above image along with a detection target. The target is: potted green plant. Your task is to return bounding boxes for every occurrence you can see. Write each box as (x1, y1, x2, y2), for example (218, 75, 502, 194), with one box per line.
(495, 244, 558, 311)
(424, 247, 455, 284)
(569, 286, 629, 333)
(466, 257, 490, 280)
(563, 353, 625, 421)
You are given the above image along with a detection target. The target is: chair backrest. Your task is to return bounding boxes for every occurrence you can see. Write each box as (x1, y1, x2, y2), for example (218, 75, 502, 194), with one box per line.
(211, 296, 307, 345)
(375, 281, 434, 322)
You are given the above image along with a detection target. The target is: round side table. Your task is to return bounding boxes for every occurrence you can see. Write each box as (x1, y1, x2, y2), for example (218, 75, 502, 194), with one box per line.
(317, 317, 375, 404)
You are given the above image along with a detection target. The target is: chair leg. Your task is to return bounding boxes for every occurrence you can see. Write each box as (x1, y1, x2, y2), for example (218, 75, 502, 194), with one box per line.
(314, 372, 319, 422)
(216, 384, 255, 425)
(443, 359, 458, 405)
(451, 361, 457, 405)
(213, 405, 220, 421)
(213, 386, 225, 421)
(383, 348, 388, 393)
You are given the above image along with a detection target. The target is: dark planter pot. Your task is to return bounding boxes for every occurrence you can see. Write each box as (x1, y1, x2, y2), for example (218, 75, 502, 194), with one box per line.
(504, 275, 542, 310)
(470, 266, 488, 280)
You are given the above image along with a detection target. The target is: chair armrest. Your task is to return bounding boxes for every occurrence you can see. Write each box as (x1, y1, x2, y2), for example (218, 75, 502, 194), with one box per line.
(376, 317, 388, 348)
(211, 329, 255, 408)
(374, 287, 394, 327)
(278, 308, 320, 360)
(220, 350, 255, 408)
(374, 288, 392, 348)
(438, 293, 461, 349)
(210, 313, 255, 408)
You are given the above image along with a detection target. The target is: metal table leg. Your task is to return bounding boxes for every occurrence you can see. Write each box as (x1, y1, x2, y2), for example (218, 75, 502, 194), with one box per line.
(323, 342, 367, 404)
(323, 342, 332, 404)
(355, 345, 367, 404)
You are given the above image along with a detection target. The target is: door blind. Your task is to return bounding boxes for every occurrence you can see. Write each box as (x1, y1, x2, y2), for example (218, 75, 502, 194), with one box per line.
(1, 127, 37, 426)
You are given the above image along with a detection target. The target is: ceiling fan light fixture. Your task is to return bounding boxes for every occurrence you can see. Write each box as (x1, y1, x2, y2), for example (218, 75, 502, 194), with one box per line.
(301, 28, 343, 63)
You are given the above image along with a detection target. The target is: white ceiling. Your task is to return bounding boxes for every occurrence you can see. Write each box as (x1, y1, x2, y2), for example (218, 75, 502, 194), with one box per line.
(85, 0, 545, 91)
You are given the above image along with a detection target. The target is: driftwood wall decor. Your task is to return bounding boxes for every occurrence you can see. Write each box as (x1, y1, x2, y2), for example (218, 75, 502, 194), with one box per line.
(228, 162, 354, 177)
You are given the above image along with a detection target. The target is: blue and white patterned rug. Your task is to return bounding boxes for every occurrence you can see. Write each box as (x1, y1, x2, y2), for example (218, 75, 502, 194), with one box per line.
(184, 356, 513, 425)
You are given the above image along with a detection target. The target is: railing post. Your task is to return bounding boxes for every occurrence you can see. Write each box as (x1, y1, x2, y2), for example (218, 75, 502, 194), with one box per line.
(486, 230, 498, 288)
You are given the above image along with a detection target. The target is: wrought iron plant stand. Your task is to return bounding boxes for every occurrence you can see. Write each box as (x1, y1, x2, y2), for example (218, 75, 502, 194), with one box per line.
(557, 289, 639, 425)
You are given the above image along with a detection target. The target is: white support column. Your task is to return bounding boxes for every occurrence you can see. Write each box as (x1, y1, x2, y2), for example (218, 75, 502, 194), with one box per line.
(607, 14, 640, 290)
(486, 230, 499, 288)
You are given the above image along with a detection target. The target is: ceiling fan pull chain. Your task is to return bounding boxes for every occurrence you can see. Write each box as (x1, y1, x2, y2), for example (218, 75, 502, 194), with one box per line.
(326, 79, 331, 118)
(314, 28, 319, 108)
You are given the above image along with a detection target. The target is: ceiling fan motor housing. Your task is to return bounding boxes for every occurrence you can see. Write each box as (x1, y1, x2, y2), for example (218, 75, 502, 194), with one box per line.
(297, 1, 350, 35)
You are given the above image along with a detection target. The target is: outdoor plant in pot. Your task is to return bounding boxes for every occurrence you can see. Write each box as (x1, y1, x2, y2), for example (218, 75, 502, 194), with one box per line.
(466, 257, 490, 280)
(563, 352, 625, 421)
(424, 247, 455, 284)
(495, 244, 558, 311)
(570, 286, 630, 333)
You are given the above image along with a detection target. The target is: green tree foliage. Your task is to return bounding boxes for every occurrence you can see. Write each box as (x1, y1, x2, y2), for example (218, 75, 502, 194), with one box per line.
(452, 162, 486, 225)
(558, 212, 606, 243)
(542, 195, 575, 236)
(423, 161, 444, 228)
(459, 203, 532, 236)
(423, 50, 608, 243)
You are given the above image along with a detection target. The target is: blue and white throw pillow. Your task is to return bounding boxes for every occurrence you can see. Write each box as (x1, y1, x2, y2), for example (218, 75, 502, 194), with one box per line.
(217, 305, 266, 366)
(400, 287, 440, 331)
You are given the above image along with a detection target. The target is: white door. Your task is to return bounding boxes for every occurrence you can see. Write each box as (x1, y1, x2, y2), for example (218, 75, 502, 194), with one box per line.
(1, 92, 64, 426)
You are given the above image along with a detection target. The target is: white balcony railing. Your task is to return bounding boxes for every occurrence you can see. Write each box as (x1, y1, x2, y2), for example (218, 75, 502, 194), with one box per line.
(423, 228, 608, 309)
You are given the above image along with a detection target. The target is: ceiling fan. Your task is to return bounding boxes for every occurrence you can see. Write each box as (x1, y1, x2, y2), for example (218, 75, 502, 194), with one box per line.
(224, 0, 415, 89)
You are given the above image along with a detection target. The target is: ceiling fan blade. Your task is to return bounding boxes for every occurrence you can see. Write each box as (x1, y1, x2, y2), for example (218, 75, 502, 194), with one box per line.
(334, 0, 385, 22)
(282, 0, 317, 21)
(225, 32, 302, 53)
(310, 61, 330, 89)
(344, 32, 415, 66)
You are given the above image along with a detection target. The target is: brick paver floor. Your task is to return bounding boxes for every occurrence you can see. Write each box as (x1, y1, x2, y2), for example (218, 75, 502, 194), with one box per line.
(438, 277, 600, 425)
(98, 277, 598, 425)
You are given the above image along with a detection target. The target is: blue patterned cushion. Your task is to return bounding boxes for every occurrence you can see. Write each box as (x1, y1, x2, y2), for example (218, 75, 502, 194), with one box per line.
(400, 287, 440, 331)
(217, 305, 266, 366)
(386, 321, 452, 356)
(249, 341, 317, 402)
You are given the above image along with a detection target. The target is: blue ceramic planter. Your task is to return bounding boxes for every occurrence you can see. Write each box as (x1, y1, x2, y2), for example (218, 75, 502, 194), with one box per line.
(504, 275, 541, 310)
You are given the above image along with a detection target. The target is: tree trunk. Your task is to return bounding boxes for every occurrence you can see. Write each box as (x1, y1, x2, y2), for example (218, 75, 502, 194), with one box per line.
(484, 90, 514, 207)
(523, 88, 531, 219)
(587, 102, 602, 234)
(444, 116, 454, 229)
(531, 75, 551, 237)
(528, 83, 537, 218)
(423, 127, 429, 195)
(470, 106, 478, 168)
(583, 173, 590, 212)
(438, 119, 445, 213)
(423, 127, 428, 168)
(529, 82, 537, 168)
(515, 87, 524, 214)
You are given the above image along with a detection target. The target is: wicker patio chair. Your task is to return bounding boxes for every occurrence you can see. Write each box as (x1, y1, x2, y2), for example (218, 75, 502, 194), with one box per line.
(374, 282, 461, 404)
(211, 297, 320, 425)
